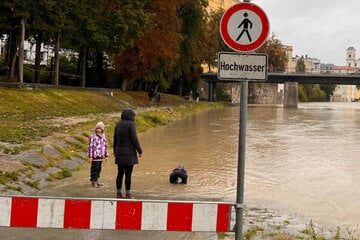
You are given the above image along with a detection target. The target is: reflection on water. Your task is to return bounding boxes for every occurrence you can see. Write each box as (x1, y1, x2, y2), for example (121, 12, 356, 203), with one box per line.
(38, 102, 360, 229)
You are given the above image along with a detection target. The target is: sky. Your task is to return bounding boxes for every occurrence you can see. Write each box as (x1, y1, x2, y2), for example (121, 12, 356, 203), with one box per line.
(250, 0, 360, 66)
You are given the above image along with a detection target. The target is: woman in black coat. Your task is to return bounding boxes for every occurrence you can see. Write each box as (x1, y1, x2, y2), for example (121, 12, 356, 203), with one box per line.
(113, 109, 143, 198)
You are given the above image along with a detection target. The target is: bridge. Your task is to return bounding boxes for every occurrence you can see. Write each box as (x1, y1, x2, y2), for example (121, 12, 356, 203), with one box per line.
(201, 72, 360, 107)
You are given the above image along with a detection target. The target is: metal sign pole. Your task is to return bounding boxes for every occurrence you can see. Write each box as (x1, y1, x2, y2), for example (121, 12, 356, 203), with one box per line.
(218, 0, 268, 238)
(235, 80, 248, 240)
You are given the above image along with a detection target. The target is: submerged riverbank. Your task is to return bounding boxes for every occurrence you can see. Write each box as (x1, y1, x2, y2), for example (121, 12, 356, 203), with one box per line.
(0, 88, 359, 239)
(0, 87, 224, 195)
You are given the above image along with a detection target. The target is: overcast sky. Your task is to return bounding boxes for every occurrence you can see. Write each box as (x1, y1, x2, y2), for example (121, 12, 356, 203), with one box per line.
(251, 0, 360, 66)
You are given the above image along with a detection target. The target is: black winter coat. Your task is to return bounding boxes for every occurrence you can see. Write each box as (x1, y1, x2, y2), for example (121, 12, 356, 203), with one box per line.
(113, 109, 143, 166)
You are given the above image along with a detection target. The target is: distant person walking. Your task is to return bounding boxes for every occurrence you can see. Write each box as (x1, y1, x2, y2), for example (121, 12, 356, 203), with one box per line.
(148, 88, 155, 106)
(156, 91, 162, 107)
(87, 122, 108, 188)
(113, 109, 143, 199)
(195, 90, 200, 103)
(189, 90, 193, 102)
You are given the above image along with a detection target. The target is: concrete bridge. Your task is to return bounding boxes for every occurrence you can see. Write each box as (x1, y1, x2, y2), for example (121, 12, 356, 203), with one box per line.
(201, 73, 360, 108)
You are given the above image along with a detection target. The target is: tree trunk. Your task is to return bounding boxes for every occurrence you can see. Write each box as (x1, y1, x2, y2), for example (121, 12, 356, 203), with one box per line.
(96, 50, 104, 86)
(10, 45, 17, 80)
(178, 78, 183, 96)
(9, 28, 20, 81)
(121, 79, 128, 91)
(34, 32, 43, 83)
(78, 46, 86, 88)
(53, 33, 60, 85)
(18, 17, 25, 83)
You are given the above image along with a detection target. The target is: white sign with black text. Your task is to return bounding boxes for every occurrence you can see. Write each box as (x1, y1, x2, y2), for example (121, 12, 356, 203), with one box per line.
(217, 52, 268, 81)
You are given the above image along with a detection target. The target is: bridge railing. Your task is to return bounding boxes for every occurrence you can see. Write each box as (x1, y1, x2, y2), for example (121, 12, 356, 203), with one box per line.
(0, 195, 234, 232)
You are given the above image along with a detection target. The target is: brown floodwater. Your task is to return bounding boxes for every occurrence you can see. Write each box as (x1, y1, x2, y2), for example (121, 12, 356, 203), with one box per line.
(3, 102, 360, 239)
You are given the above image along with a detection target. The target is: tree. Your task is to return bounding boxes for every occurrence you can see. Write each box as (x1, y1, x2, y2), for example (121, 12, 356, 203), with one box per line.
(0, 0, 31, 82)
(175, 0, 208, 95)
(296, 58, 311, 102)
(256, 32, 287, 72)
(26, 0, 59, 83)
(80, 0, 151, 88)
(320, 84, 336, 101)
(295, 57, 306, 73)
(296, 58, 329, 102)
(113, 0, 183, 91)
(201, 9, 223, 73)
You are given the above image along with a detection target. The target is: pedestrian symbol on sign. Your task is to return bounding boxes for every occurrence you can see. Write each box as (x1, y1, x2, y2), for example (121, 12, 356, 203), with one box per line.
(236, 12, 253, 42)
(219, 2, 269, 52)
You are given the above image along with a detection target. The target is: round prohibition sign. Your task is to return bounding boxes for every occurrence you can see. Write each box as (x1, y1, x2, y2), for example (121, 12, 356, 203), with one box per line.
(220, 3, 269, 52)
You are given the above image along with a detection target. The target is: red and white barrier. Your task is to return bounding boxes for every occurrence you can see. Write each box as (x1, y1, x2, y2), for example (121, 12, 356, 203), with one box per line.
(0, 196, 233, 232)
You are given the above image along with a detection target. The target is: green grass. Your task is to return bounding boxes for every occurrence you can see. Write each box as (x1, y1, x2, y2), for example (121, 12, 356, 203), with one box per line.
(0, 87, 137, 152)
(244, 226, 264, 239)
(46, 167, 72, 181)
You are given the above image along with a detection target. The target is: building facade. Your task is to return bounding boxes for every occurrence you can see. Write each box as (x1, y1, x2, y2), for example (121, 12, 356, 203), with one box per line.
(207, 0, 239, 13)
(329, 47, 360, 102)
(290, 55, 321, 74)
(346, 46, 360, 68)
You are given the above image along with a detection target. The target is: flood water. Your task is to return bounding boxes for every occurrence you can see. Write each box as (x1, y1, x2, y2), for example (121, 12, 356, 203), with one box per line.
(4, 102, 360, 239)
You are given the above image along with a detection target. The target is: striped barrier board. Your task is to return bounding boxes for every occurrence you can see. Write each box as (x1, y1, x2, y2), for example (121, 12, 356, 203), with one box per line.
(0, 196, 234, 232)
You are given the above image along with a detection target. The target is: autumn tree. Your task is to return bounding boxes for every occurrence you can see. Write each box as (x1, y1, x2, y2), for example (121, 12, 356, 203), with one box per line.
(113, 0, 184, 91)
(256, 32, 287, 72)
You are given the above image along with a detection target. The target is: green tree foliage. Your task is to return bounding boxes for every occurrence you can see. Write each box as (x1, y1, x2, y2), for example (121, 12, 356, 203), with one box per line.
(300, 84, 327, 102)
(298, 84, 308, 102)
(0, 0, 31, 81)
(0, 0, 151, 85)
(202, 9, 223, 73)
(309, 85, 326, 101)
(296, 58, 328, 102)
(66, 0, 151, 87)
(175, 0, 208, 95)
(320, 84, 336, 101)
(295, 58, 306, 73)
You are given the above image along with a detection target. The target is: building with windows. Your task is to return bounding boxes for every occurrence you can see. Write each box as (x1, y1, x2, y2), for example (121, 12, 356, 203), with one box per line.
(330, 48, 360, 102)
(207, 0, 239, 13)
(290, 55, 321, 74)
(346, 46, 360, 68)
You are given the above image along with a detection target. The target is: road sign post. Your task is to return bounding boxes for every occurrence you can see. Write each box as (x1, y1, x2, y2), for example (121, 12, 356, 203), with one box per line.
(219, 1, 269, 239)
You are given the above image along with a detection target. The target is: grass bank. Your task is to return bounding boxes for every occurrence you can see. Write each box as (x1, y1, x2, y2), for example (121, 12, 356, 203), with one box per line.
(0, 87, 224, 154)
(0, 85, 225, 194)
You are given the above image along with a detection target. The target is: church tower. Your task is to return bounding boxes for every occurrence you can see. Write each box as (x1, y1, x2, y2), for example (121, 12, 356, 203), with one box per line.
(346, 47, 356, 67)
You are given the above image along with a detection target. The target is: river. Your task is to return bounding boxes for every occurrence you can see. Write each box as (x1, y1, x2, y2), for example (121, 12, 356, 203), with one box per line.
(2, 102, 360, 239)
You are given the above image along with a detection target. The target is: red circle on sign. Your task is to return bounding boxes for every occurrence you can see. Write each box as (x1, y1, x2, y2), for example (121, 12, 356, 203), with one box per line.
(220, 3, 269, 52)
